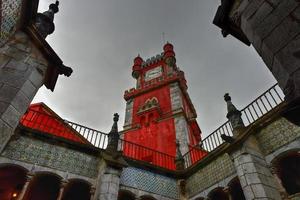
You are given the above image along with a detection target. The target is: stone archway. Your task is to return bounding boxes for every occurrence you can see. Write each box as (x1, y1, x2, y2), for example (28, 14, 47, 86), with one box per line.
(275, 152, 300, 196)
(208, 187, 229, 200)
(0, 164, 28, 200)
(118, 189, 135, 200)
(24, 172, 61, 200)
(61, 179, 91, 200)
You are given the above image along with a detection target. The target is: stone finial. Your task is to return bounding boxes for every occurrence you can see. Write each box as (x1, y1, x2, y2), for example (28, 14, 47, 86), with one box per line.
(35, 1, 60, 38)
(106, 113, 120, 153)
(224, 93, 244, 130)
(175, 140, 185, 170)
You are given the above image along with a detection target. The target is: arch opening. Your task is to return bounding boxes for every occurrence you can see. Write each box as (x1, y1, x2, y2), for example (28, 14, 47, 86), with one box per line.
(25, 173, 61, 200)
(62, 179, 91, 200)
(276, 152, 300, 195)
(0, 165, 27, 200)
(118, 190, 135, 200)
(208, 187, 229, 200)
(228, 177, 246, 200)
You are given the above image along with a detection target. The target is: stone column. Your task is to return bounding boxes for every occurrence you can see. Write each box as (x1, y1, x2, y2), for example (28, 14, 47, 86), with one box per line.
(90, 187, 96, 200)
(17, 173, 34, 200)
(0, 31, 48, 152)
(56, 180, 68, 200)
(97, 167, 122, 200)
(231, 136, 282, 200)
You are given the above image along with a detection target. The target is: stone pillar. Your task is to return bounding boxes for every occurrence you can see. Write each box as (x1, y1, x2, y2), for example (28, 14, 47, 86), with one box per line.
(0, 30, 48, 151)
(97, 167, 122, 200)
(17, 173, 34, 200)
(56, 180, 68, 200)
(270, 166, 289, 200)
(90, 187, 96, 200)
(231, 136, 282, 200)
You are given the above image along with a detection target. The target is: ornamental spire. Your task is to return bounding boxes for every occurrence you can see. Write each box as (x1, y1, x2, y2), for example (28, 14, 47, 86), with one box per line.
(224, 93, 244, 130)
(35, 1, 60, 38)
(106, 113, 120, 152)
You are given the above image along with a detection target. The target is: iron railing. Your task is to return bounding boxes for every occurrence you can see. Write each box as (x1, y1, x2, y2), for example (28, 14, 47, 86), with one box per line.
(241, 84, 284, 125)
(118, 139, 176, 170)
(183, 83, 284, 168)
(21, 83, 284, 170)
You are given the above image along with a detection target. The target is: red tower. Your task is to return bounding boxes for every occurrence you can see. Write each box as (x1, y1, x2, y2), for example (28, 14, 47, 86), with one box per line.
(122, 43, 203, 169)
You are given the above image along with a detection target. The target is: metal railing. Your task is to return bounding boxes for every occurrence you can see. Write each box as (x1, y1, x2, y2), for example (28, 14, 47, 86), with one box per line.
(20, 109, 109, 149)
(183, 83, 284, 168)
(241, 84, 284, 125)
(20, 83, 284, 170)
(118, 139, 176, 170)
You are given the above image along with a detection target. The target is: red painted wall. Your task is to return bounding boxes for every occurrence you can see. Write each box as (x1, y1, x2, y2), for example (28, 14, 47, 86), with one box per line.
(124, 84, 177, 169)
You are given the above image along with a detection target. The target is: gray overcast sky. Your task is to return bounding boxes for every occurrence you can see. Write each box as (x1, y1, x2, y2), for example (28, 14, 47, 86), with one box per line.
(34, 0, 276, 137)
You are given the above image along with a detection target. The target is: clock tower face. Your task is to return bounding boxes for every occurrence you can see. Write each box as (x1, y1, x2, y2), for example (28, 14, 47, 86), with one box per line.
(144, 66, 163, 81)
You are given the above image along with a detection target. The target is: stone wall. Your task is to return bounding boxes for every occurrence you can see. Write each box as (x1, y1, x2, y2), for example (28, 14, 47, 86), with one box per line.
(0, 30, 49, 151)
(120, 167, 179, 199)
(186, 153, 236, 198)
(1, 134, 100, 178)
(229, 0, 300, 100)
(256, 117, 300, 155)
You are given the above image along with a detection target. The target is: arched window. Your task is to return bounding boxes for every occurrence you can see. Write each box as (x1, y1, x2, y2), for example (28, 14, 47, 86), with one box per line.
(228, 177, 246, 200)
(25, 172, 61, 200)
(276, 153, 300, 195)
(62, 179, 91, 200)
(0, 164, 27, 200)
(208, 187, 229, 200)
(118, 190, 135, 200)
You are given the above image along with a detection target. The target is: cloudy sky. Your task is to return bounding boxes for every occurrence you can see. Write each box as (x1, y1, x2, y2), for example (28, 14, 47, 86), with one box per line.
(34, 0, 276, 137)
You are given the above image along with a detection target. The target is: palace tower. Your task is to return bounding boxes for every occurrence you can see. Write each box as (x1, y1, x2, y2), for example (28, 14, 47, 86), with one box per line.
(122, 43, 203, 169)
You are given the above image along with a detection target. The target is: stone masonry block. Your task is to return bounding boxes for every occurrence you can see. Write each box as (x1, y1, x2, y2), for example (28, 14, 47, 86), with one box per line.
(245, 173, 262, 185)
(0, 101, 9, 116)
(263, 14, 300, 56)
(1, 104, 21, 128)
(0, 71, 29, 89)
(100, 182, 109, 193)
(5, 59, 29, 72)
(0, 84, 18, 104)
(249, 2, 273, 30)
(254, 0, 299, 40)
(28, 68, 44, 88)
(20, 80, 38, 101)
(242, 185, 255, 200)
(251, 183, 267, 198)
(242, 0, 265, 20)
(273, 34, 300, 74)
(236, 0, 250, 14)
(11, 91, 30, 115)
(0, 54, 11, 68)
(0, 119, 13, 150)
(2, 46, 29, 61)
(268, 51, 290, 88)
